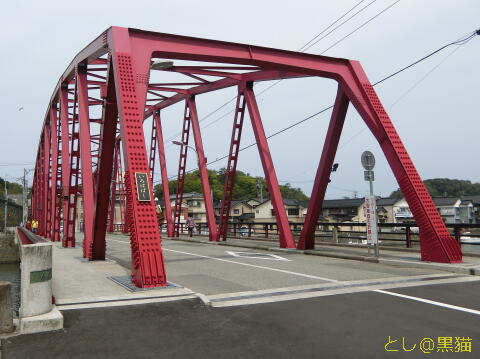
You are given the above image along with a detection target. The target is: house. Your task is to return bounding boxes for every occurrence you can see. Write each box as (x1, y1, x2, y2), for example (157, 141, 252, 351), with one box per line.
(214, 200, 255, 223)
(253, 199, 307, 224)
(357, 197, 413, 224)
(432, 197, 474, 224)
(321, 198, 364, 222)
(462, 195, 480, 223)
(167, 192, 206, 222)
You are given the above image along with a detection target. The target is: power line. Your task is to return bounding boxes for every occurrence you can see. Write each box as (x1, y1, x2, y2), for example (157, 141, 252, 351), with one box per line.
(320, 0, 401, 54)
(300, 0, 378, 52)
(161, 0, 393, 150)
(157, 27, 479, 184)
(0, 163, 35, 167)
(373, 30, 478, 86)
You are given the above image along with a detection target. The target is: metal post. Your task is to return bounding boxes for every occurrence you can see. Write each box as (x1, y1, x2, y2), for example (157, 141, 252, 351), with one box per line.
(91, 59, 118, 261)
(187, 96, 218, 242)
(406, 226, 412, 248)
(369, 179, 379, 258)
(77, 67, 96, 258)
(454, 227, 461, 247)
(154, 111, 174, 237)
(243, 84, 295, 249)
(297, 87, 349, 250)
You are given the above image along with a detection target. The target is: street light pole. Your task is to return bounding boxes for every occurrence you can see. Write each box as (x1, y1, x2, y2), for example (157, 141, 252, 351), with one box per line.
(172, 140, 214, 201)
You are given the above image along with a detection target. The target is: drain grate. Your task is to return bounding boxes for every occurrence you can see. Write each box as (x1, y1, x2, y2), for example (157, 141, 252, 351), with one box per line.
(226, 251, 290, 261)
(109, 275, 182, 292)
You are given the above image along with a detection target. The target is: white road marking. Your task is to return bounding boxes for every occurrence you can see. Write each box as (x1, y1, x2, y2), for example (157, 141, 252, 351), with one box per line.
(374, 289, 480, 316)
(107, 238, 480, 315)
(226, 251, 291, 261)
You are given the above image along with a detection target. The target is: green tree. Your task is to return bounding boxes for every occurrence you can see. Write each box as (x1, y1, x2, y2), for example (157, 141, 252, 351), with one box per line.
(153, 169, 309, 201)
(0, 177, 23, 198)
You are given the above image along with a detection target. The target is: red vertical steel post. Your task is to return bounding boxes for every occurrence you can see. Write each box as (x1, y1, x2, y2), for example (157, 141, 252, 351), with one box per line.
(91, 60, 118, 260)
(116, 141, 128, 234)
(42, 125, 51, 237)
(218, 89, 247, 241)
(110, 27, 167, 287)
(49, 107, 60, 241)
(45, 121, 54, 239)
(32, 156, 39, 224)
(187, 96, 218, 242)
(154, 111, 174, 237)
(297, 87, 349, 250)
(148, 116, 157, 184)
(173, 103, 191, 237)
(345, 61, 462, 263)
(76, 66, 96, 258)
(59, 87, 74, 247)
(33, 141, 41, 231)
(243, 84, 295, 249)
(108, 139, 120, 233)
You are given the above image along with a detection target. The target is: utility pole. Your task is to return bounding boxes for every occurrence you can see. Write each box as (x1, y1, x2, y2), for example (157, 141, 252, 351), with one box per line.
(4, 174, 7, 233)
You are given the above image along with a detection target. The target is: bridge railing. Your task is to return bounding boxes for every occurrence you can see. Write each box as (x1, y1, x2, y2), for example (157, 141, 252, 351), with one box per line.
(156, 221, 480, 251)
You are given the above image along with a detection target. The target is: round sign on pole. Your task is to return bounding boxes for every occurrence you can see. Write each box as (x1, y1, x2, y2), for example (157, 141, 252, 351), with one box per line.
(361, 151, 375, 170)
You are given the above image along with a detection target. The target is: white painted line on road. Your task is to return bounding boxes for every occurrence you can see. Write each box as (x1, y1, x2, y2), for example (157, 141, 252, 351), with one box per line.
(107, 238, 337, 282)
(107, 238, 480, 315)
(374, 289, 480, 316)
(226, 251, 291, 261)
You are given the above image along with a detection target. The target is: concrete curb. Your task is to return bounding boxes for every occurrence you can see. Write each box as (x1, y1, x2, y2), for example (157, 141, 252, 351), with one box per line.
(379, 258, 480, 276)
(19, 305, 63, 335)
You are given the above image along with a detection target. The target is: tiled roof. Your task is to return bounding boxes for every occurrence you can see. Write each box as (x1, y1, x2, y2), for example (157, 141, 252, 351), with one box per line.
(462, 195, 480, 205)
(322, 198, 364, 208)
(432, 197, 459, 206)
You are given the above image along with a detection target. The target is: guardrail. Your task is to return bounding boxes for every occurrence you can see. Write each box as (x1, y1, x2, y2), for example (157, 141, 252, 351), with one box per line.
(106, 219, 479, 250)
(157, 221, 480, 250)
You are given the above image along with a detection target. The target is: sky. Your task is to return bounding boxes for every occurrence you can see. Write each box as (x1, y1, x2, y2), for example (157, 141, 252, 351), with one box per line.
(0, 0, 479, 199)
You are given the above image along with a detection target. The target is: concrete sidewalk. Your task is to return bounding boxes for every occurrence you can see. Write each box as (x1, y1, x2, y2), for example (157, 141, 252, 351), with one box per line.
(173, 235, 480, 276)
(52, 243, 196, 310)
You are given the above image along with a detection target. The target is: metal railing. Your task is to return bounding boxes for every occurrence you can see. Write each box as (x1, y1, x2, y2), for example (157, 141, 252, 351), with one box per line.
(107, 220, 480, 250)
(156, 221, 480, 250)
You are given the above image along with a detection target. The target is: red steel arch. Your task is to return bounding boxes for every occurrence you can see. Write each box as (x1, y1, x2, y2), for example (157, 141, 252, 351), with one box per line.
(31, 26, 461, 288)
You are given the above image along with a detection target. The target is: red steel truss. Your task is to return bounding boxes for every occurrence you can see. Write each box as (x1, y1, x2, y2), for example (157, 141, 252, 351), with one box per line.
(30, 27, 461, 288)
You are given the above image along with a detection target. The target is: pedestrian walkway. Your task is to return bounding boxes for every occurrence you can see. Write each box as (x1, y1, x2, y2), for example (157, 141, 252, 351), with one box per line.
(51, 242, 196, 311)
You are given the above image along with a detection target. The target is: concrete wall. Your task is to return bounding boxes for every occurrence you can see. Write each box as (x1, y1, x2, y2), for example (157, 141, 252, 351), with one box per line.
(15, 232, 53, 318)
(0, 281, 13, 333)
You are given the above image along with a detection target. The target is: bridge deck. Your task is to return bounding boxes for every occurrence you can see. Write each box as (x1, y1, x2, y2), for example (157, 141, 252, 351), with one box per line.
(49, 233, 480, 310)
(4, 235, 480, 358)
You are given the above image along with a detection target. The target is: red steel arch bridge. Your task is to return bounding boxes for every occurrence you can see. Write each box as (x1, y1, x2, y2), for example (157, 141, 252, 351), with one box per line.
(30, 26, 462, 288)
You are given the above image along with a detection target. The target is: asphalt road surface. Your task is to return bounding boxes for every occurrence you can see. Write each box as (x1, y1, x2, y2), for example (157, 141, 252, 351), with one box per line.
(3, 283, 479, 359)
(2, 236, 479, 358)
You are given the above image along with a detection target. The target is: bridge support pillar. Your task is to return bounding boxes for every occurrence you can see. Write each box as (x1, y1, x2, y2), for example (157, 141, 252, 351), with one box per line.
(298, 87, 349, 250)
(244, 84, 295, 249)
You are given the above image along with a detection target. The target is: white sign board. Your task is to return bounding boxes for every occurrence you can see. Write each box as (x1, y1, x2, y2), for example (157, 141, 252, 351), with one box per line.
(364, 195, 378, 245)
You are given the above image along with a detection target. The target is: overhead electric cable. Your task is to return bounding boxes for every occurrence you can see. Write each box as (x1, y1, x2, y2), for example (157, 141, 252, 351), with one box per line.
(158, 27, 479, 183)
(162, 0, 394, 148)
